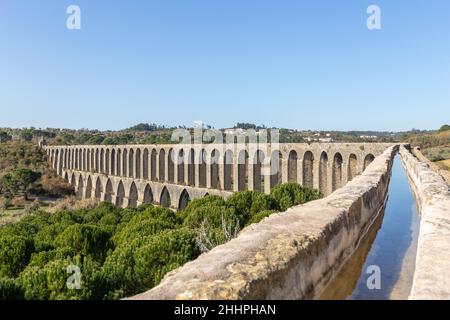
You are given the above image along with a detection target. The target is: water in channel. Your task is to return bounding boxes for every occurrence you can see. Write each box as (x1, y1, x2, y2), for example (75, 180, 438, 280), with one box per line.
(320, 155, 420, 300)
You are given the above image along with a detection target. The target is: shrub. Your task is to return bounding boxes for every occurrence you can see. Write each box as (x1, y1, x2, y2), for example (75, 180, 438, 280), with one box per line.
(248, 210, 275, 225)
(0, 234, 35, 278)
(270, 183, 321, 211)
(225, 191, 275, 225)
(0, 277, 24, 300)
(55, 224, 112, 261)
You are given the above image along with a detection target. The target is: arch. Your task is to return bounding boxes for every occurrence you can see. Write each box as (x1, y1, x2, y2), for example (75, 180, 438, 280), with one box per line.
(151, 149, 157, 181)
(199, 149, 207, 188)
(302, 151, 314, 188)
(116, 149, 121, 176)
(332, 153, 343, 192)
(91, 148, 95, 172)
(74, 149, 79, 170)
(110, 149, 116, 176)
(57, 149, 63, 174)
(142, 148, 149, 180)
(82, 149, 87, 171)
(188, 149, 195, 186)
(224, 150, 233, 191)
(319, 152, 328, 195)
(168, 148, 175, 183)
(177, 149, 185, 184)
(288, 150, 298, 182)
(253, 150, 265, 192)
(87, 149, 91, 172)
(95, 149, 100, 173)
(76, 175, 84, 199)
(70, 173, 76, 190)
(348, 154, 358, 182)
(210, 149, 220, 189)
(178, 189, 190, 211)
(85, 176, 93, 199)
(122, 149, 128, 177)
(104, 179, 113, 203)
(143, 184, 153, 204)
(135, 148, 141, 179)
(128, 182, 138, 208)
(238, 150, 249, 191)
(160, 186, 171, 208)
(159, 149, 166, 182)
(95, 177, 103, 200)
(64, 172, 69, 182)
(115, 181, 125, 207)
(64, 149, 68, 169)
(105, 149, 110, 174)
(98, 148, 105, 173)
(270, 151, 282, 188)
(363, 154, 375, 170)
(128, 148, 134, 178)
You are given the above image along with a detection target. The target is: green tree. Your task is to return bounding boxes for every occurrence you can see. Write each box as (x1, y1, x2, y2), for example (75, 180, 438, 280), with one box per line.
(1, 168, 41, 200)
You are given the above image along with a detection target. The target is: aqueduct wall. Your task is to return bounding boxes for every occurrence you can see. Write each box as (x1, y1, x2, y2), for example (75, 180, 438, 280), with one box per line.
(400, 146, 450, 300)
(130, 145, 397, 299)
(44, 143, 390, 209)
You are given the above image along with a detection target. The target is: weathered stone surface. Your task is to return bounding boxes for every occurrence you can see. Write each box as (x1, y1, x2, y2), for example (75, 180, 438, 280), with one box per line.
(400, 146, 450, 300)
(129, 146, 397, 300)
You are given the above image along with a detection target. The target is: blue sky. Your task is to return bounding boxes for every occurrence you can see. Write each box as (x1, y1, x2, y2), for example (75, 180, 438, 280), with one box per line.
(1, 0, 449, 131)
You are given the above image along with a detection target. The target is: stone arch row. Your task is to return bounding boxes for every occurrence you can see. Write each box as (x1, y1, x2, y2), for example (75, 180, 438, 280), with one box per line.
(48, 146, 376, 196)
(64, 171, 193, 211)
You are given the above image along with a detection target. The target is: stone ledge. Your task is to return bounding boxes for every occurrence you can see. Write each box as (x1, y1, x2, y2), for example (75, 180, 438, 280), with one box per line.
(400, 146, 450, 300)
(129, 146, 397, 300)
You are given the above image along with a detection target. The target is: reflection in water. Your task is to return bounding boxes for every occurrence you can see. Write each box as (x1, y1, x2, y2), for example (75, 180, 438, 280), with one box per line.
(319, 156, 420, 300)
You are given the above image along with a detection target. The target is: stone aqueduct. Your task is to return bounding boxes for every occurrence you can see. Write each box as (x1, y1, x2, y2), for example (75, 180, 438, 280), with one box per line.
(44, 143, 390, 210)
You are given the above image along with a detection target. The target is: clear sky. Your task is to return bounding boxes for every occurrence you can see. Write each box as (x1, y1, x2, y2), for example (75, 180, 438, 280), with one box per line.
(1, 0, 449, 131)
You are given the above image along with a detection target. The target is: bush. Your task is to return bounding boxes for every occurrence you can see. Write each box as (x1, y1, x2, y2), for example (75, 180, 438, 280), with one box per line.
(225, 191, 275, 225)
(270, 183, 321, 211)
(0, 277, 24, 300)
(0, 234, 35, 278)
(248, 210, 275, 225)
(103, 228, 199, 296)
(55, 224, 112, 262)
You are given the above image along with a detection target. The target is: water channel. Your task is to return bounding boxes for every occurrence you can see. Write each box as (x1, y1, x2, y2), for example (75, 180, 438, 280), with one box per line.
(320, 155, 420, 300)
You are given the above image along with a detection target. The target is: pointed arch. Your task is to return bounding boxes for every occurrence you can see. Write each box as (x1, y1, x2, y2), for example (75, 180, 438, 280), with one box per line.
(122, 149, 128, 177)
(95, 177, 103, 200)
(116, 181, 125, 207)
(105, 149, 110, 174)
(160, 187, 171, 208)
(143, 184, 153, 204)
(64, 172, 69, 182)
(77, 175, 84, 199)
(178, 189, 190, 211)
(85, 176, 93, 199)
(105, 179, 113, 203)
(129, 182, 138, 208)
(116, 149, 121, 176)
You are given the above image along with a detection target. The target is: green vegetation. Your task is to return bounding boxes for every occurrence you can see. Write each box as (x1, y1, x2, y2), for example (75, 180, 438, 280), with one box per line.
(0, 183, 321, 300)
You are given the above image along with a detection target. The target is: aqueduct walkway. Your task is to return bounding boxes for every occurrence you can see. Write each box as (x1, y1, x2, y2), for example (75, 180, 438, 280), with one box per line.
(44, 143, 390, 210)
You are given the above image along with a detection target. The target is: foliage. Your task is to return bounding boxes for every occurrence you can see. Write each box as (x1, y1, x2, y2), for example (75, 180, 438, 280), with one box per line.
(270, 183, 321, 211)
(0, 182, 320, 300)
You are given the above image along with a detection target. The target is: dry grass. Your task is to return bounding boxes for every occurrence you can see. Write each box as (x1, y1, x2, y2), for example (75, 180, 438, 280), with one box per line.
(437, 159, 450, 171)
(46, 197, 99, 214)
